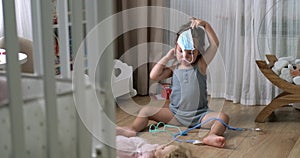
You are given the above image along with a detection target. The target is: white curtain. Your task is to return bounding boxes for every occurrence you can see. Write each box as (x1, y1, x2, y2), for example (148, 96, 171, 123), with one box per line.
(170, 0, 300, 105)
(0, 0, 33, 40)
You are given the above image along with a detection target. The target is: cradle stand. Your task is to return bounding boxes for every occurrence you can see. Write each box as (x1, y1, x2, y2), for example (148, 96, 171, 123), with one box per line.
(255, 54, 300, 122)
(112, 60, 137, 99)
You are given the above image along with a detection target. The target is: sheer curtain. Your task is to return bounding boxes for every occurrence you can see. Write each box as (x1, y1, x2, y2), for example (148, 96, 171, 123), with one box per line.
(0, 0, 33, 40)
(259, 0, 300, 59)
(171, 0, 300, 105)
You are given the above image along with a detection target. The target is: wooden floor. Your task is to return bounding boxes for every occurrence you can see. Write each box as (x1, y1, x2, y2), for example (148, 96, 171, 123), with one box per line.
(116, 96, 300, 158)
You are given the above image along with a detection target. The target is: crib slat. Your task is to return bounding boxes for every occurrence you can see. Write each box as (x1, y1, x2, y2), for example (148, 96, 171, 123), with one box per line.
(30, 0, 43, 75)
(57, 0, 71, 78)
(39, 0, 60, 157)
(70, 0, 93, 158)
(2, 0, 26, 157)
(70, 0, 83, 57)
(94, 1, 116, 157)
(84, 2, 102, 157)
(85, 0, 97, 78)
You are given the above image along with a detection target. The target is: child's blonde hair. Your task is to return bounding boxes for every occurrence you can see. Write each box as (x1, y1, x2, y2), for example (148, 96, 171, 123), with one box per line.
(162, 144, 192, 158)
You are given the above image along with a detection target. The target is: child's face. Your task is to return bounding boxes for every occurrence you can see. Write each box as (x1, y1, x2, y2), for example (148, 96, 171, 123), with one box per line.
(154, 144, 177, 157)
(175, 44, 199, 65)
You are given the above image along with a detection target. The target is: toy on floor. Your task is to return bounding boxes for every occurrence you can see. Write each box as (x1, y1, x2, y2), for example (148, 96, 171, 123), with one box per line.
(149, 118, 262, 146)
(112, 60, 137, 99)
(160, 83, 172, 100)
(116, 135, 193, 158)
(272, 56, 300, 85)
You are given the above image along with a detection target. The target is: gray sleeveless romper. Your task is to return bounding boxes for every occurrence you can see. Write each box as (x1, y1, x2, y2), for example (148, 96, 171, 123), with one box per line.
(169, 65, 209, 127)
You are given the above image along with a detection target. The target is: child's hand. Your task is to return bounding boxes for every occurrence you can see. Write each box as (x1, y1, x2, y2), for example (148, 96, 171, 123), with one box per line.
(190, 17, 206, 28)
(165, 48, 176, 60)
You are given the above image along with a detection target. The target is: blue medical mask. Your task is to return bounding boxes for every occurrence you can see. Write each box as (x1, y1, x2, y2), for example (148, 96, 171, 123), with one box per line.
(177, 29, 195, 64)
(177, 29, 194, 51)
(177, 26, 210, 52)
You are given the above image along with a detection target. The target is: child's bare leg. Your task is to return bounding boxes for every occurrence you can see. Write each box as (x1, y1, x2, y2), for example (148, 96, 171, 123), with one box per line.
(201, 112, 229, 148)
(117, 106, 178, 137)
(116, 126, 137, 137)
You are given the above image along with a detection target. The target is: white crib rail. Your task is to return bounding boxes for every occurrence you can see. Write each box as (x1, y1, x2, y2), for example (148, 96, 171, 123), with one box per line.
(84, 1, 116, 157)
(29, 0, 61, 157)
(2, 0, 25, 158)
(57, 0, 71, 78)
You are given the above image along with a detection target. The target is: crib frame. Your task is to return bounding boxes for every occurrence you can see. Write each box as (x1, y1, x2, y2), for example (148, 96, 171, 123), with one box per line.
(1, 0, 116, 158)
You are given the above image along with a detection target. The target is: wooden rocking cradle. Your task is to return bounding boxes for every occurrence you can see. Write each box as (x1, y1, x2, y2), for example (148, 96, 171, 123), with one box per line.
(255, 54, 300, 122)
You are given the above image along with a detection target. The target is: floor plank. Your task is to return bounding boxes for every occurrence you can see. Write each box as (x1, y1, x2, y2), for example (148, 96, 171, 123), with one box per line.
(116, 96, 300, 158)
(288, 137, 300, 158)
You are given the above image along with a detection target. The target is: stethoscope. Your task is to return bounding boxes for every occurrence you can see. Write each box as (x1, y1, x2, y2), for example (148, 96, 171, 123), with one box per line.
(160, 117, 262, 146)
(174, 46, 195, 64)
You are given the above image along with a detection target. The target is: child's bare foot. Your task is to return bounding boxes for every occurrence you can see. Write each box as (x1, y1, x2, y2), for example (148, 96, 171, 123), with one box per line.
(116, 126, 137, 137)
(202, 134, 226, 148)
